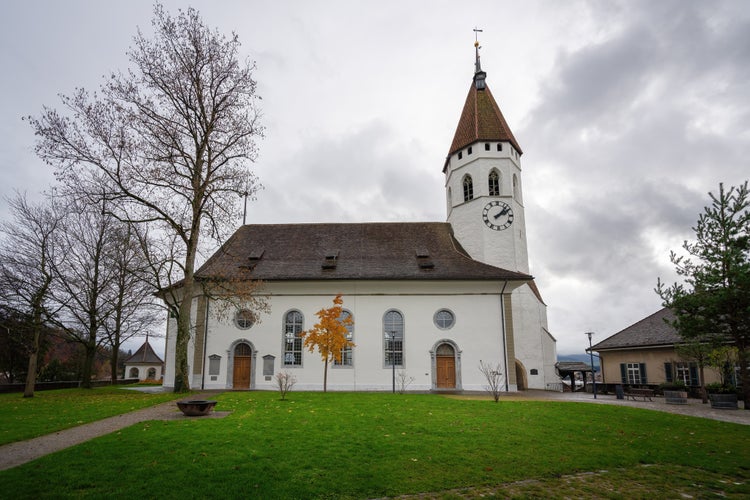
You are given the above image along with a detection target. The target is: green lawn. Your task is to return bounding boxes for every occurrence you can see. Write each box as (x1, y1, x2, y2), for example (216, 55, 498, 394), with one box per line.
(0, 391, 748, 498)
(0, 387, 183, 445)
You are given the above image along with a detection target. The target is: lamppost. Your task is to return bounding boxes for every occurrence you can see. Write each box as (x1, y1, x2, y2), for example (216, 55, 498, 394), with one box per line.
(585, 331, 597, 399)
(387, 331, 397, 393)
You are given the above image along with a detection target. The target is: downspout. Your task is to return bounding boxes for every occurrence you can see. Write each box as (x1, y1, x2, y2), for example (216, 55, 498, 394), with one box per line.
(200, 298, 210, 390)
(499, 281, 509, 392)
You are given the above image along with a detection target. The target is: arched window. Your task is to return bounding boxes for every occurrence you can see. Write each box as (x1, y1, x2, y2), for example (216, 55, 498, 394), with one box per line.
(513, 174, 521, 201)
(488, 170, 500, 196)
(462, 175, 473, 202)
(147, 368, 156, 379)
(129, 367, 139, 379)
(283, 310, 303, 366)
(383, 310, 404, 367)
(334, 310, 354, 366)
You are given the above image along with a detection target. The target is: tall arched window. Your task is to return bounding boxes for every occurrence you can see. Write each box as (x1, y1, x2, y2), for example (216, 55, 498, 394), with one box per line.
(513, 174, 521, 201)
(462, 175, 473, 202)
(383, 310, 404, 367)
(334, 310, 354, 366)
(283, 310, 303, 366)
(488, 170, 500, 196)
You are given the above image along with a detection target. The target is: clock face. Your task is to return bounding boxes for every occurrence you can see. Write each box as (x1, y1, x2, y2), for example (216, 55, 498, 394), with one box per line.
(482, 201, 514, 231)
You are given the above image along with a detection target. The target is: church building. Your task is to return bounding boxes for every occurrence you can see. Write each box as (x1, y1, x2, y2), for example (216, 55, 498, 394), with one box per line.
(162, 43, 557, 392)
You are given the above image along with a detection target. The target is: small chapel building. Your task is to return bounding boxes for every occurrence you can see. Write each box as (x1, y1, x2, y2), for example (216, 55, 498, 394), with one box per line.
(124, 337, 165, 382)
(162, 44, 557, 392)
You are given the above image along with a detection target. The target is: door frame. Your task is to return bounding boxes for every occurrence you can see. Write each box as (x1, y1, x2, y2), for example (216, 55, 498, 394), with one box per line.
(227, 338, 257, 390)
(430, 339, 462, 391)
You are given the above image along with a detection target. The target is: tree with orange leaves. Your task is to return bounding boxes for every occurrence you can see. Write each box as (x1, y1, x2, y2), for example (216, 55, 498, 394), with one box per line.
(301, 294, 355, 392)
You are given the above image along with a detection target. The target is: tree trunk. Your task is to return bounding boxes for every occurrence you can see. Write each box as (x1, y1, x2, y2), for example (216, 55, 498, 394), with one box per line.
(323, 356, 329, 393)
(110, 344, 120, 385)
(699, 364, 708, 404)
(739, 348, 750, 410)
(80, 340, 97, 389)
(23, 335, 39, 398)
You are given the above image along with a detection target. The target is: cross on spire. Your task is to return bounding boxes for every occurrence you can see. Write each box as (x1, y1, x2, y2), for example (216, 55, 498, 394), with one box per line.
(472, 27, 486, 89)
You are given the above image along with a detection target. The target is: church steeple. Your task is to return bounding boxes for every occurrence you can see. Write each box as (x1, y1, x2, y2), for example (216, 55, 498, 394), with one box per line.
(445, 39, 522, 166)
(444, 36, 529, 275)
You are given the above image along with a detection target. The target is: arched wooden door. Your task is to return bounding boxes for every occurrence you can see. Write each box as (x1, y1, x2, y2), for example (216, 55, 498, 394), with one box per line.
(233, 343, 252, 389)
(435, 343, 456, 389)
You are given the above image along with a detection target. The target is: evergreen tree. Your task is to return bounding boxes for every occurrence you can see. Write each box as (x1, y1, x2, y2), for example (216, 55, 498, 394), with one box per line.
(657, 181, 750, 408)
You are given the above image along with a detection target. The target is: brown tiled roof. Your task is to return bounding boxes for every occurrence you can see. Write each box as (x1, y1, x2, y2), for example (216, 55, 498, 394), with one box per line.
(125, 340, 164, 365)
(448, 81, 523, 157)
(195, 222, 532, 282)
(591, 308, 681, 351)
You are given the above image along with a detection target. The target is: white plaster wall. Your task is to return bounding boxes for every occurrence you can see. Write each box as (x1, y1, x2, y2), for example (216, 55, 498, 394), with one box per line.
(445, 148, 529, 275)
(509, 284, 556, 390)
(176, 280, 521, 392)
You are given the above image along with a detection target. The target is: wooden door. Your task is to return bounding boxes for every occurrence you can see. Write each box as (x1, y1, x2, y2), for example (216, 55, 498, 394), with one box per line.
(436, 344, 456, 389)
(233, 343, 252, 389)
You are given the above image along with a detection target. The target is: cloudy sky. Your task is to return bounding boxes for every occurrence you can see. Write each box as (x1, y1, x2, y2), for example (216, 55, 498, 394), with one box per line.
(1, 0, 748, 356)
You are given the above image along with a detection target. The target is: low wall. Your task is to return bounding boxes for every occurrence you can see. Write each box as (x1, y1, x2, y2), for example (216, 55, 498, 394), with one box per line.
(0, 378, 140, 394)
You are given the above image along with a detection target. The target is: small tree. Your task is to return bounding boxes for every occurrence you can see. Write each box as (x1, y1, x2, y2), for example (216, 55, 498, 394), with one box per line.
(657, 181, 750, 409)
(479, 360, 505, 402)
(300, 294, 355, 392)
(274, 371, 296, 401)
(396, 370, 415, 394)
(674, 339, 712, 403)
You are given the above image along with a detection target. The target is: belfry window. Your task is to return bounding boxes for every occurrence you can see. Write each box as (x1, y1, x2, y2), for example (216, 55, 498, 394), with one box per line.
(488, 170, 500, 196)
(462, 175, 473, 202)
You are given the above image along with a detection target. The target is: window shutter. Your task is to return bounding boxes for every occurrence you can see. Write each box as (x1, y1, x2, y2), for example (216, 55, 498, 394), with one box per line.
(664, 363, 673, 383)
(689, 363, 699, 386)
(639, 363, 648, 384)
(620, 363, 627, 384)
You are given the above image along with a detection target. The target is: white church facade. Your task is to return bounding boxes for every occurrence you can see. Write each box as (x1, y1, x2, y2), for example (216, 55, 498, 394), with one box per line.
(162, 45, 557, 393)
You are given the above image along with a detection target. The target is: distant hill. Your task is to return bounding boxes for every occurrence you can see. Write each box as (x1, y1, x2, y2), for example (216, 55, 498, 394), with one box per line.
(557, 353, 599, 369)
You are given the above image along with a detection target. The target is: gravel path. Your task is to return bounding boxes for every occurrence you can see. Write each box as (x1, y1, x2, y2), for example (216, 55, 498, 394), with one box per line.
(0, 392, 225, 472)
(1, 390, 747, 472)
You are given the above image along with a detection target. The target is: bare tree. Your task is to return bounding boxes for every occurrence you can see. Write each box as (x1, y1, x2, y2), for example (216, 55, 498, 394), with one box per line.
(28, 4, 264, 391)
(49, 197, 116, 388)
(102, 224, 161, 384)
(479, 360, 505, 402)
(396, 370, 415, 394)
(0, 194, 64, 397)
(274, 371, 297, 401)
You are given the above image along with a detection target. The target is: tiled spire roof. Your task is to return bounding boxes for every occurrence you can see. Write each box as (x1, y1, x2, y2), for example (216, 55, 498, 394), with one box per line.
(125, 339, 164, 365)
(448, 42, 522, 158)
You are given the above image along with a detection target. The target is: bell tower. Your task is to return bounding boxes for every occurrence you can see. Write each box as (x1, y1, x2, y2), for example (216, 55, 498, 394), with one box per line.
(444, 39, 529, 274)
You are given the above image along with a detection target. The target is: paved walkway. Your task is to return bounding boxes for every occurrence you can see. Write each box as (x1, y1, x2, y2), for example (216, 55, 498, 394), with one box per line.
(513, 390, 750, 426)
(0, 391, 225, 472)
(0, 390, 747, 472)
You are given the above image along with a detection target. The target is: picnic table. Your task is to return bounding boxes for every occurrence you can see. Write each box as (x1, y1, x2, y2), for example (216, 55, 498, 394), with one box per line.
(624, 388, 654, 401)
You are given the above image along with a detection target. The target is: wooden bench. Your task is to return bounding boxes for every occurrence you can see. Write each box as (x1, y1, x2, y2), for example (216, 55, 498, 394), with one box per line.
(624, 388, 654, 401)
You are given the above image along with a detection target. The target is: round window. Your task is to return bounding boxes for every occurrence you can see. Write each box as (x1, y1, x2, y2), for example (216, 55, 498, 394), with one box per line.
(434, 309, 455, 329)
(235, 309, 255, 329)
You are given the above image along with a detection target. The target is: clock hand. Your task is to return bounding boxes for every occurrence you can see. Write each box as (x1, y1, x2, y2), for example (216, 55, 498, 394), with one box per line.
(493, 206, 510, 219)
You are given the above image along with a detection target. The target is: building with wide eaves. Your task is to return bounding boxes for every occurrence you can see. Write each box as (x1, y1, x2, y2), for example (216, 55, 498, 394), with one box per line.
(162, 44, 557, 392)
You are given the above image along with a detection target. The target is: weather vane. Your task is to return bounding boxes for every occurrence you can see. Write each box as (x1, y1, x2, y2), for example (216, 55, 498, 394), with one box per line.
(473, 27, 483, 47)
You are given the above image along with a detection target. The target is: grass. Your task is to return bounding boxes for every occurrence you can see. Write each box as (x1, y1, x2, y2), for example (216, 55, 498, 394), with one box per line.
(0, 391, 748, 498)
(0, 386, 183, 445)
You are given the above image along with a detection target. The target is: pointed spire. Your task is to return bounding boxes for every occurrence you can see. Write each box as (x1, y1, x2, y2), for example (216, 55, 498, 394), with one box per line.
(445, 34, 522, 159)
